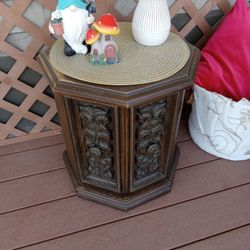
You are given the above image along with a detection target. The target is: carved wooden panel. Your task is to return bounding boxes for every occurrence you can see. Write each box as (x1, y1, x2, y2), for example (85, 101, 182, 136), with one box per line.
(77, 102, 120, 192)
(79, 104, 114, 180)
(134, 100, 167, 180)
(0, 0, 232, 145)
(130, 90, 186, 192)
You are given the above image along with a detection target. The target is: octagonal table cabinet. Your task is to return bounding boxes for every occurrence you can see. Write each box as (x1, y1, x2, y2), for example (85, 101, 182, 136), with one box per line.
(39, 23, 200, 210)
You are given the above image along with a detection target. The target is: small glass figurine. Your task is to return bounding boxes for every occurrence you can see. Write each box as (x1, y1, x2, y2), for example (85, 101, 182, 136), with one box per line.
(49, 0, 95, 56)
(86, 14, 120, 65)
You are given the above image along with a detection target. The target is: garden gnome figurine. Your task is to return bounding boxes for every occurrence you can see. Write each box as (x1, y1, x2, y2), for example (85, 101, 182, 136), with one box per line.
(49, 0, 95, 56)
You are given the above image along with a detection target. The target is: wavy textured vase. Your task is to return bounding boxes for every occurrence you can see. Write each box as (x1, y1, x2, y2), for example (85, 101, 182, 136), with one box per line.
(132, 0, 171, 46)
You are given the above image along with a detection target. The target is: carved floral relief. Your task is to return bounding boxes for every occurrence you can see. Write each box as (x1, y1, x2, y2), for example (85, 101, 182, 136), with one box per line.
(79, 104, 114, 181)
(134, 100, 167, 180)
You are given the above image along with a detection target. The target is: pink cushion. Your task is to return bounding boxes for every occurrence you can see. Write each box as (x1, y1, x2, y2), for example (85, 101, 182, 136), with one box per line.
(195, 0, 250, 101)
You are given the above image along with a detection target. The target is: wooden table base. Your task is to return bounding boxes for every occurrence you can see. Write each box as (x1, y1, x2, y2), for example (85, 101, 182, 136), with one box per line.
(64, 146, 179, 210)
(38, 40, 200, 211)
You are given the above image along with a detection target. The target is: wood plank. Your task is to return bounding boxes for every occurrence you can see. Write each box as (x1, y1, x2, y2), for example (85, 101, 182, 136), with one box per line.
(0, 139, 234, 216)
(133, 159, 250, 212)
(0, 134, 64, 157)
(0, 159, 249, 250)
(0, 169, 74, 215)
(0, 130, 62, 147)
(177, 225, 250, 250)
(21, 185, 250, 250)
(177, 140, 218, 169)
(0, 144, 65, 183)
(0, 137, 213, 185)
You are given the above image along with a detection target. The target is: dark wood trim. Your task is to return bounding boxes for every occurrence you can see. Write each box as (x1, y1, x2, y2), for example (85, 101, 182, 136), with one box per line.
(120, 107, 130, 194)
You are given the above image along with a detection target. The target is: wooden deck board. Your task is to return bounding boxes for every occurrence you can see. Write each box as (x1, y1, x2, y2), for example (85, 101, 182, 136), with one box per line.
(177, 225, 250, 250)
(0, 134, 64, 157)
(0, 144, 65, 183)
(0, 122, 249, 250)
(0, 169, 74, 215)
(0, 158, 249, 249)
(22, 185, 250, 250)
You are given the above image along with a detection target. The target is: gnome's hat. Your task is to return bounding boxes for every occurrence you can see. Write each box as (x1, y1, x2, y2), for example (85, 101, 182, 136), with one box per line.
(57, 0, 86, 10)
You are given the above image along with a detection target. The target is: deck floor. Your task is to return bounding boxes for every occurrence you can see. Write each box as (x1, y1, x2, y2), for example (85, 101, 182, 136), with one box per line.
(0, 119, 250, 250)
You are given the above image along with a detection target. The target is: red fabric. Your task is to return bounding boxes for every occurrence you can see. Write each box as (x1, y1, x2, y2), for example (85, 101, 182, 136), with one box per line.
(195, 0, 250, 101)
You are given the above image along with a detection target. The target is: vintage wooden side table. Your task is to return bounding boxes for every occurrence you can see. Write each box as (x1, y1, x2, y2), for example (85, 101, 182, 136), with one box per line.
(39, 23, 200, 210)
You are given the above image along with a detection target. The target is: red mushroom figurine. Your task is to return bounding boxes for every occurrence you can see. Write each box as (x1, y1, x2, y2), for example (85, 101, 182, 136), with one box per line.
(89, 13, 120, 65)
(86, 29, 100, 45)
(93, 13, 120, 36)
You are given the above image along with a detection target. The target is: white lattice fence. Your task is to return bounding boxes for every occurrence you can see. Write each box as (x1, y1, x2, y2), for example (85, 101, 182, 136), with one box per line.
(0, 0, 233, 145)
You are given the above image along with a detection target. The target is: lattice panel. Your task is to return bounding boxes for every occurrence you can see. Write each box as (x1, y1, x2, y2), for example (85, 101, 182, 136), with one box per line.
(169, 0, 232, 48)
(0, 0, 233, 144)
(94, 0, 232, 48)
(0, 0, 59, 142)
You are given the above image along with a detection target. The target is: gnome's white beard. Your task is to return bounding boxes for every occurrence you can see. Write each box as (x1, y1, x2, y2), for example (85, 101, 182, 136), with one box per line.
(60, 7, 89, 54)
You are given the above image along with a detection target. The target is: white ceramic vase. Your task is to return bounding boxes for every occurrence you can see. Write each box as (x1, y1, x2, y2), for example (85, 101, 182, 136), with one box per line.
(132, 0, 171, 46)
